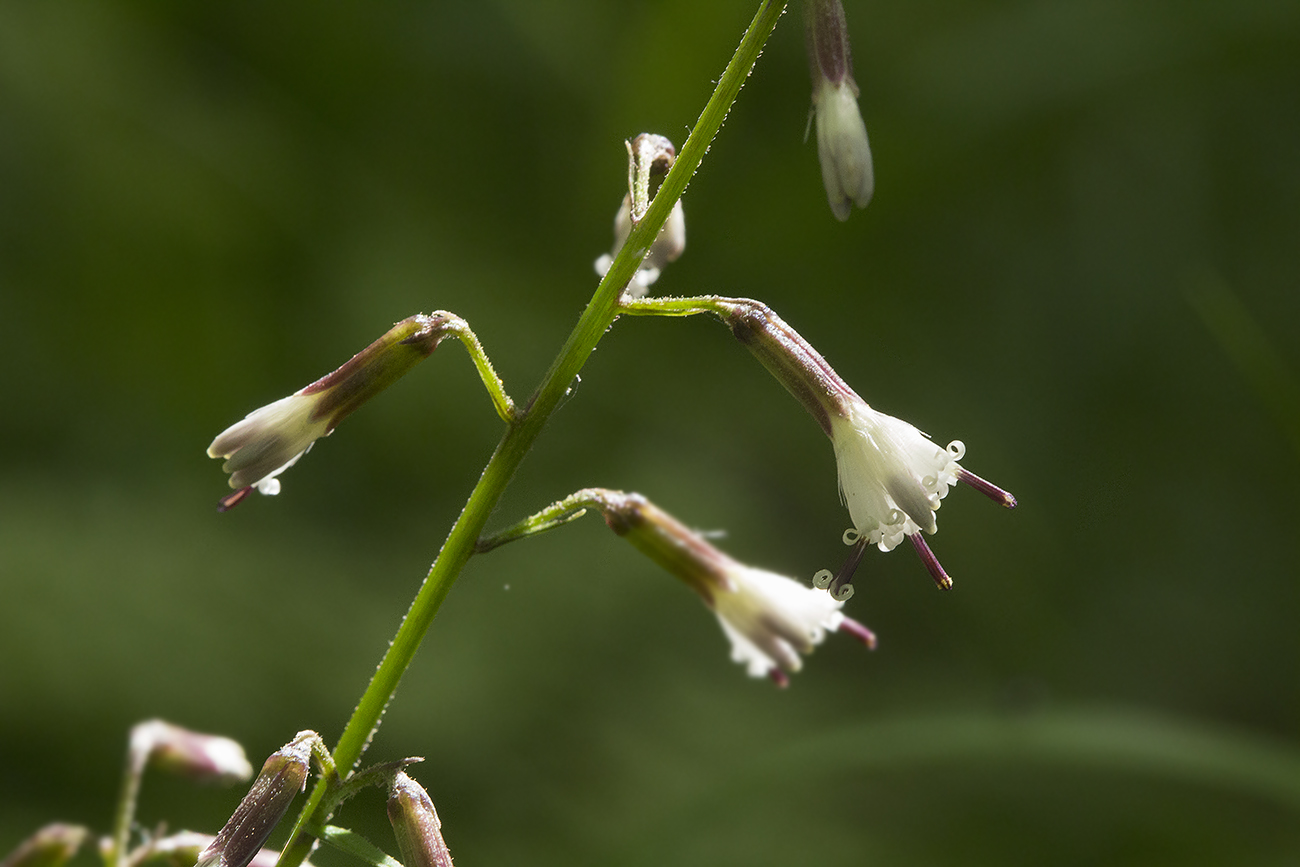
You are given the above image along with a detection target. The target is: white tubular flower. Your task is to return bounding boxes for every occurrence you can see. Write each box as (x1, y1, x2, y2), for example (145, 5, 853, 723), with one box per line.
(722, 299, 1016, 593)
(804, 0, 874, 220)
(206, 314, 449, 510)
(589, 489, 875, 686)
(207, 394, 331, 501)
(711, 564, 854, 685)
(831, 398, 963, 553)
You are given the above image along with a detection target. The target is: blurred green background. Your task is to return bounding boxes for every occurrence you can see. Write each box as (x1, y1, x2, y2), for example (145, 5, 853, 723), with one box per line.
(2, 0, 1299, 864)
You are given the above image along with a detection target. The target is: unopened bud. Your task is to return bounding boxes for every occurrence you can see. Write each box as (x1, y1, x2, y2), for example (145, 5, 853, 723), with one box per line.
(387, 772, 453, 867)
(594, 133, 686, 297)
(131, 720, 254, 785)
(804, 0, 873, 219)
(1, 825, 88, 867)
(195, 732, 317, 867)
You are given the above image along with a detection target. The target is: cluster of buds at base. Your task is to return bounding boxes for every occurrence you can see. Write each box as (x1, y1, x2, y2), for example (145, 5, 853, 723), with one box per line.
(593, 133, 686, 298)
(582, 488, 875, 686)
(804, 0, 874, 220)
(0, 825, 88, 867)
(722, 299, 1016, 595)
(387, 772, 454, 867)
(207, 314, 453, 511)
(195, 732, 321, 867)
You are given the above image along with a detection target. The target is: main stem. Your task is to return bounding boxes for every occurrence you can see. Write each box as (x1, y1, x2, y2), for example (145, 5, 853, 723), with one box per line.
(275, 5, 786, 864)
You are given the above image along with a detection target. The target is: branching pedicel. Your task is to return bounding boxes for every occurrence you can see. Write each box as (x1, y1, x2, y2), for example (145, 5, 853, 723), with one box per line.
(5, 4, 1015, 866)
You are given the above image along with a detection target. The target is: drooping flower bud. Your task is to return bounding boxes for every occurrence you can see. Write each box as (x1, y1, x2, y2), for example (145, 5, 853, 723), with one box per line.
(386, 772, 454, 867)
(130, 720, 254, 785)
(195, 732, 317, 867)
(591, 489, 874, 685)
(593, 133, 686, 297)
(207, 314, 451, 509)
(0, 824, 88, 867)
(804, 0, 873, 220)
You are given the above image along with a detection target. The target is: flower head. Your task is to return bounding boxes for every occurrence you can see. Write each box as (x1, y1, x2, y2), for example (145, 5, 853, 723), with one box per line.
(710, 563, 862, 684)
(831, 398, 963, 552)
(207, 394, 331, 504)
(804, 0, 873, 220)
(722, 299, 1016, 591)
(594, 489, 875, 685)
(207, 314, 447, 510)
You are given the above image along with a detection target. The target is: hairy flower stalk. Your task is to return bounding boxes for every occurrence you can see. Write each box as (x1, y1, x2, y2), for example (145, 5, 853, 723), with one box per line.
(719, 298, 1016, 593)
(196, 732, 320, 867)
(387, 773, 454, 867)
(207, 314, 457, 510)
(804, 0, 873, 220)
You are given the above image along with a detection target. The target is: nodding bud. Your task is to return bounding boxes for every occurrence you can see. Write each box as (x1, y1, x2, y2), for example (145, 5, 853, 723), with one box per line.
(207, 314, 452, 508)
(582, 488, 871, 683)
(387, 772, 454, 867)
(130, 720, 254, 785)
(594, 133, 686, 298)
(0, 824, 88, 867)
(195, 732, 318, 867)
(804, 0, 873, 219)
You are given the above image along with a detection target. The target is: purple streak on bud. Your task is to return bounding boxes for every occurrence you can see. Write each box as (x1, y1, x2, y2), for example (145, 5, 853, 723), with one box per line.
(804, 0, 853, 86)
(387, 772, 454, 867)
(767, 668, 791, 689)
(908, 533, 953, 591)
(301, 314, 450, 430)
(837, 616, 878, 650)
(195, 732, 315, 867)
(722, 299, 856, 437)
(956, 468, 1018, 509)
(0, 824, 88, 867)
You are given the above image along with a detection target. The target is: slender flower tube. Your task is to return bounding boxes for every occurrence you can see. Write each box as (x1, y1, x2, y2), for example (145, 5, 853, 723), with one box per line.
(804, 0, 873, 220)
(724, 299, 1015, 591)
(387, 772, 454, 867)
(590, 489, 875, 685)
(207, 314, 450, 510)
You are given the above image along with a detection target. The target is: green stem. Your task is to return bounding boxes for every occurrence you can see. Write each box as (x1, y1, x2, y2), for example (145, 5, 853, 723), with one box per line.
(274, 5, 786, 865)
